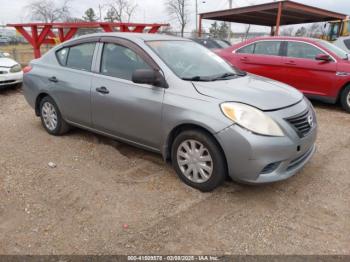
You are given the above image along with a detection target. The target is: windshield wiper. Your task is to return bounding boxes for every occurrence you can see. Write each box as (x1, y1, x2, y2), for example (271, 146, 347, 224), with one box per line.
(210, 72, 238, 81)
(181, 76, 211, 81)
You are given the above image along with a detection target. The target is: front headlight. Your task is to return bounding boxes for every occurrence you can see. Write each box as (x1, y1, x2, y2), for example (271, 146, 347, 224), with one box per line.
(220, 102, 284, 137)
(10, 64, 22, 73)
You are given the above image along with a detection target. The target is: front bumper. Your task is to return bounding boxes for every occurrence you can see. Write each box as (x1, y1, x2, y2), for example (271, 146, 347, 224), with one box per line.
(0, 71, 23, 87)
(215, 98, 317, 184)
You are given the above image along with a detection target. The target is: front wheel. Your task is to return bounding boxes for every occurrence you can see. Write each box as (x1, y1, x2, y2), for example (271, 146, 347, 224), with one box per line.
(340, 85, 350, 113)
(171, 130, 227, 192)
(39, 96, 70, 135)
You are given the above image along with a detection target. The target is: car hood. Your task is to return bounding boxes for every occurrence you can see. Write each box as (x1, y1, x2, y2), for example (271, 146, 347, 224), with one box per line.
(0, 58, 18, 68)
(193, 74, 303, 111)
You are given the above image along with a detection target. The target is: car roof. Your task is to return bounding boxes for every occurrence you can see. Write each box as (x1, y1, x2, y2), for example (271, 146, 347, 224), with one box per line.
(232, 36, 320, 47)
(250, 36, 319, 42)
(230, 36, 328, 51)
(73, 32, 187, 42)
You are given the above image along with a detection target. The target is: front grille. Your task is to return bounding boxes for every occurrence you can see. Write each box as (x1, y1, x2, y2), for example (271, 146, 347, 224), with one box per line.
(0, 80, 16, 84)
(287, 146, 314, 171)
(285, 110, 313, 138)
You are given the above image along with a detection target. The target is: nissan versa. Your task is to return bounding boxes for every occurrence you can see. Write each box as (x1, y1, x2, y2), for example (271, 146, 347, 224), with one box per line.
(23, 33, 317, 192)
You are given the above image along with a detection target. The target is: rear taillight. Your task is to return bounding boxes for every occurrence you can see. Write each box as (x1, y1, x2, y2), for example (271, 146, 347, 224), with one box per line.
(23, 65, 32, 74)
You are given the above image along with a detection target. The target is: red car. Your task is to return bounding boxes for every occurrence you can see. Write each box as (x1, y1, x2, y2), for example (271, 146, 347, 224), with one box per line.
(216, 36, 350, 112)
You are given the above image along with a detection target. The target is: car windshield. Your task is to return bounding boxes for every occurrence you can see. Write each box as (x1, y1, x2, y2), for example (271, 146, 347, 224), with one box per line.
(147, 40, 239, 81)
(0, 52, 5, 58)
(316, 39, 348, 60)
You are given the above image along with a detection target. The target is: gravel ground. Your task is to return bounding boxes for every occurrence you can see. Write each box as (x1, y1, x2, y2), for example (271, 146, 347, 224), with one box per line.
(0, 86, 349, 255)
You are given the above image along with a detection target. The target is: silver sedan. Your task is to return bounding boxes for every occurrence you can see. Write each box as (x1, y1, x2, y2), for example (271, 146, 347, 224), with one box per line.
(22, 33, 317, 191)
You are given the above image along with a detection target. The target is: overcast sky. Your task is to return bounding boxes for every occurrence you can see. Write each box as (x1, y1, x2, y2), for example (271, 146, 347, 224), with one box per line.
(0, 0, 349, 32)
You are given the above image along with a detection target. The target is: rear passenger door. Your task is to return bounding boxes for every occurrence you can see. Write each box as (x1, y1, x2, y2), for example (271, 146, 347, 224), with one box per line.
(280, 41, 336, 96)
(234, 41, 284, 81)
(52, 39, 98, 126)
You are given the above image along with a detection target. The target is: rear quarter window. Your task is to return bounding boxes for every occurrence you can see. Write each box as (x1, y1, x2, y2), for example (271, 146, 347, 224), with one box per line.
(56, 47, 69, 65)
(236, 44, 255, 54)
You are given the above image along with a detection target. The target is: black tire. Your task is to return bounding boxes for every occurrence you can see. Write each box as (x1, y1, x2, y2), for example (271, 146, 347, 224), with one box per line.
(39, 96, 69, 135)
(171, 129, 227, 192)
(340, 85, 350, 113)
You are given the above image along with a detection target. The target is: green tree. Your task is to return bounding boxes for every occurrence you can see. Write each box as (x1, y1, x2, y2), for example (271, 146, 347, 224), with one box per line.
(104, 7, 118, 22)
(209, 22, 220, 38)
(83, 8, 97, 22)
(209, 22, 230, 39)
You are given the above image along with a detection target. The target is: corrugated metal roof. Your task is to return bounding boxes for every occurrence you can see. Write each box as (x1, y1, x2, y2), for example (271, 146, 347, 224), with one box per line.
(200, 0, 347, 27)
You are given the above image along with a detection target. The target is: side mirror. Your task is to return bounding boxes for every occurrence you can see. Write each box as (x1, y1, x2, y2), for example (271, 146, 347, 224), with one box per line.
(132, 69, 168, 88)
(315, 54, 332, 62)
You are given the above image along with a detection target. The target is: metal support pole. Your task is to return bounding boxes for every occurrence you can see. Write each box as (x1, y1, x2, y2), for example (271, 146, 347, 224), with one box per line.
(31, 25, 41, 59)
(195, 0, 198, 33)
(228, 0, 233, 41)
(275, 2, 282, 36)
(198, 15, 202, 37)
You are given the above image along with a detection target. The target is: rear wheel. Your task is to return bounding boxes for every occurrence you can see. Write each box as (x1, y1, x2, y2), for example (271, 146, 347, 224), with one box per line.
(39, 96, 69, 135)
(340, 85, 350, 113)
(171, 129, 227, 192)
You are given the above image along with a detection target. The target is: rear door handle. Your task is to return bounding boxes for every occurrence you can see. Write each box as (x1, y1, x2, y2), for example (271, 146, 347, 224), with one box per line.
(285, 61, 296, 65)
(240, 57, 249, 62)
(48, 76, 58, 83)
(96, 86, 109, 94)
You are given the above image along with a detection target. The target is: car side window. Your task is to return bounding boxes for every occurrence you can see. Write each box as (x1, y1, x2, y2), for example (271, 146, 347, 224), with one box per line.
(236, 43, 255, 54)
(56, 47, 69, 65)
(100, 43, 152, 81)
(66, 42, 96, 71)
(254, 41, 281, 56)
(287, 42, 325, 60)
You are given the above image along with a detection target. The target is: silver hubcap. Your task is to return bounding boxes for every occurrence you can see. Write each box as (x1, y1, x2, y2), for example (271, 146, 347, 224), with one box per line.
(41, 102, 57, 131)
(177, 139, 213, 183)
(347, 92, 350, 107)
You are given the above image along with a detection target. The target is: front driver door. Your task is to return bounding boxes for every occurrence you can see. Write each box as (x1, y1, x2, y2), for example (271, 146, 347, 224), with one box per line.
(91, 38, 165, 150)
(281, 41, 337, 97)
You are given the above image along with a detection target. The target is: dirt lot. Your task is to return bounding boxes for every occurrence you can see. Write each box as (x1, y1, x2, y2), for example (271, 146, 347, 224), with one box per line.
(0, 86, 349, 255)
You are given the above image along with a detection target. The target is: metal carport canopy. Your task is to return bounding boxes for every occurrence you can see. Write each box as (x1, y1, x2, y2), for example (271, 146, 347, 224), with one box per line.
(199, 0, 347, 36)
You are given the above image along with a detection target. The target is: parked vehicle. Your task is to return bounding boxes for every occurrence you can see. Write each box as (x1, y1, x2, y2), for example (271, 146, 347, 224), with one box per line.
(329, 35, 350, 54)
(0, 37, 11, 45)
(191, 37, 231, 50)
(0, 52, 23, 88)
(216, 36, 350, 112)
(23, 33, 317, 191)
(322, 19, 350, 53)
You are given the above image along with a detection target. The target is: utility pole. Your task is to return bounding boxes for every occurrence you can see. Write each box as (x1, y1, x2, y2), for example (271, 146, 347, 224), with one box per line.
(195, 1, 206, 35)
(98, 4, 102, 21)
(228, 0, 233, 41)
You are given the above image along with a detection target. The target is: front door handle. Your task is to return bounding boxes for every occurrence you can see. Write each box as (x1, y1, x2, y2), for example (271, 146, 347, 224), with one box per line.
(96, 86, 109, 94)
(240, 57, 249, 62)
(48, 76, 58, 83)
